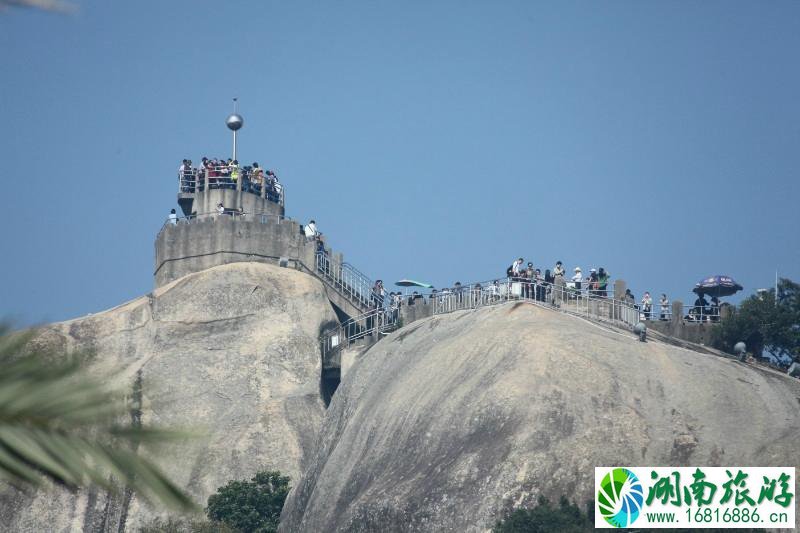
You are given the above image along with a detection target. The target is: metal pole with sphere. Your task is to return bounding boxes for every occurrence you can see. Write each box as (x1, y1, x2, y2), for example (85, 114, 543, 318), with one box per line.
(226, 98, 244, 161)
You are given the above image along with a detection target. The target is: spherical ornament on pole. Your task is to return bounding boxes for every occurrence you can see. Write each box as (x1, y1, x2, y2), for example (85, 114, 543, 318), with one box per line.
(226, 112, 243, 161)
(226, 113, 244, 131)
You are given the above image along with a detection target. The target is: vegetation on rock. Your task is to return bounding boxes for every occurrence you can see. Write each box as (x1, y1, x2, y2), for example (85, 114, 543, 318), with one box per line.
(205, 471, 290, 533)
(493, 496, 592, 533)
(713, 278, 800, 364)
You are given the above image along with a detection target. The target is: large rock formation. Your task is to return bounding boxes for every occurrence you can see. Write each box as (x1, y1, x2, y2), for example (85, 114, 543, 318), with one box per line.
(281, 302, 800, 532)
(0, 262, 337, 532)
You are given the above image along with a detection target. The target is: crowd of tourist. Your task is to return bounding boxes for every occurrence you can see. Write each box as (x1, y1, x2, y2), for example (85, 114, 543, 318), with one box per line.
(178, 158, 283, 203)
(170, 155, 728, 330)
(354, 257, 698, 325)
(687, 293, 722, 322)
(306, 234, 727, 327)
(504, 258, 612, 299)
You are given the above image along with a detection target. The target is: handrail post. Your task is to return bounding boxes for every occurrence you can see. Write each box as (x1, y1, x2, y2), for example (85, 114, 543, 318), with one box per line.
(204, 168, 209, 192)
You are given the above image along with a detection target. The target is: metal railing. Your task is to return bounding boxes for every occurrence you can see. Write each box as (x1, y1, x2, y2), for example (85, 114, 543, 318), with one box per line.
(159, 210, 289, 234)
(680, 305, 721, 323)
(179, 169, 199, 192)
(178, 166, 285, 206)
(320, 276, 643, 360)
(315, 252, 379, 311)
(430, 278, 636, 326)
(641, 305, 673, 321)
(320, 306, 399, 357)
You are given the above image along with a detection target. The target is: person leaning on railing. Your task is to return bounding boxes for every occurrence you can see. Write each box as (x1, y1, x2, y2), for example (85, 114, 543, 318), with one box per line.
(571, 267, 582, 291)
(304, 220, 320, 241)
(250, 162, 264, 193)
(389, 292, 401, 322)
(690, 294, 709, 321)
(709, 296, 720, 322)
(265, 170, 281, 202)
(507, 258, 524, 278)
(178, 159, 187, 188)
(230, 160, 240, 189)
(204, 158, 217, 188)
(624, 288, 636, 307)
(453, 281, 464, 303)
(534, 270, 545, 302)
(523, 264, 535, 299)
(315, 236, 326, 256)
(178, 159, 196, 193)
(472, 283, 483, 306)
(371, 280, 385, 309)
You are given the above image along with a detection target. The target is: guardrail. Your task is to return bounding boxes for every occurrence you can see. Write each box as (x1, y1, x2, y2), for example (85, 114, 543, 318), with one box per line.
(680, 305, 721, 323)
(315, 252, 380, 311)
(321, 306, 399, 357)
(320, 277, 642, 360)
(178, 166, 285, 206)
(159, 210, 290, 234)
(430, 278, 638, 325)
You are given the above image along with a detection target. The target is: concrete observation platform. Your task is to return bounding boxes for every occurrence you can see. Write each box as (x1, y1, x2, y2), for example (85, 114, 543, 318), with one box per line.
(156, 171, 375, 323)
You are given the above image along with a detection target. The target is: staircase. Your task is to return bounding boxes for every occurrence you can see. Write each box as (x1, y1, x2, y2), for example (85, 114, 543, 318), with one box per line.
(314, 252, 377, 314)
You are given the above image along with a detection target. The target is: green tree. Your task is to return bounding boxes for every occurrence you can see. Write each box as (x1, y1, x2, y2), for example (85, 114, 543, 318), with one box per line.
(712, 278, 800, 363)
(205, 471, 290, 533)
(493, 496, 593, 533)
(0, 326, 195, 511)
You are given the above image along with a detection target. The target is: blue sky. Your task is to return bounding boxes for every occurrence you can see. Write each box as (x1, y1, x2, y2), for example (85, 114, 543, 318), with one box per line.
(1, 1, 798, 324)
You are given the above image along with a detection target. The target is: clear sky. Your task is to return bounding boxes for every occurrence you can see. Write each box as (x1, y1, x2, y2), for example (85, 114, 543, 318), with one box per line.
(1, 1, 798, 325)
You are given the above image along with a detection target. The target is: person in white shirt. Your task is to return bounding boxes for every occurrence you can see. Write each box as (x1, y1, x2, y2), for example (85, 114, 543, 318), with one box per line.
(178, 159, 188, 192)
(168, 208, 178, 225)
(216, 203, 225, 216)
(490, 280, 500, 300)
(571, 267, 583, 290)
(641, 292, 653, 320)
(304, 220, 319, 241)
(512, 258, 524, 276)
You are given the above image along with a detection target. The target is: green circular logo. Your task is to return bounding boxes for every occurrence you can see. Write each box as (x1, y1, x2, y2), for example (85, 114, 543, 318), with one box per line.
(597, 468, 644, 528)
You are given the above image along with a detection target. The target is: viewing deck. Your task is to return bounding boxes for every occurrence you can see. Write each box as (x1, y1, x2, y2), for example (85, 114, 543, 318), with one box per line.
(176, 166, 285, 221)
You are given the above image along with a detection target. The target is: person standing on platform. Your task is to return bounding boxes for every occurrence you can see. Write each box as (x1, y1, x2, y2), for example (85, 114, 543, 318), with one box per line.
(659, 293, 670, 320)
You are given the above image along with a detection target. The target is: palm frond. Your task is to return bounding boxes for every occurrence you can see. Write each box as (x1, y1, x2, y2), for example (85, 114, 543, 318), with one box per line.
(0, 324, 197, 511)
